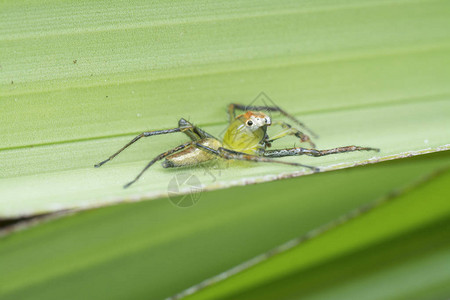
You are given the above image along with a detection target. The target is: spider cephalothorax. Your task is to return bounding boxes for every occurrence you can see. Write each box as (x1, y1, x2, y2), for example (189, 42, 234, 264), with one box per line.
(95, 103, 379, 188)
(223, 111, 271, 154)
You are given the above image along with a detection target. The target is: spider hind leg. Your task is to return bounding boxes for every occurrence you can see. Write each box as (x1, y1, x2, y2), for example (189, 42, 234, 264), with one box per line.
(123, 142, 193, 188)
(95, 118, 203, 168)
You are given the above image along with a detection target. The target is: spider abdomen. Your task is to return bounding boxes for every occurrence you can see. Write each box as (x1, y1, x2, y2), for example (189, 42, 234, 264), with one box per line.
(162, 138, 222, 168)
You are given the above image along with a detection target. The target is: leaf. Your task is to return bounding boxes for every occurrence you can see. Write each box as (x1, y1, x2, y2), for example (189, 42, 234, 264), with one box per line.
(0, 152, 448, 300)
(180, 159, 450, 300)
(1, 0, 450, 218)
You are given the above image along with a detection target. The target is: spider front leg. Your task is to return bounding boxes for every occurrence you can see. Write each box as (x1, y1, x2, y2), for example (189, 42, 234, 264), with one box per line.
(123, 142, 193, 188)
(265, 121, 316, 148)
(228, 103, 318, 138)
(194, 143, 319, 172)
(263, 145, 380, 158)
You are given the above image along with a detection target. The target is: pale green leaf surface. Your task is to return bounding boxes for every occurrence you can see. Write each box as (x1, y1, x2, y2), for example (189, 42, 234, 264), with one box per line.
(0, 99, 448, 218)
(183, 165, 450, 300)
(0, 152, 448, 300)
(1, 1, 449, 217)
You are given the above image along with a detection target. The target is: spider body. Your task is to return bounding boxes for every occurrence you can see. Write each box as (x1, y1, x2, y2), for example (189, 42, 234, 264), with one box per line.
(223, 111, 271, 154)
(95, 103, 379, 188)
(163, 111, 271, 168)
(162, 137, 221, 168)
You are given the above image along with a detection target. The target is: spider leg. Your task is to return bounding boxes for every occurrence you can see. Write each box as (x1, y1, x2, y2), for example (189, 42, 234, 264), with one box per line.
(95, 118, 198, 168)
(123, 142, 193, 188)
(228, 103, 318, 138)
(263, 145, 380, 158)
(194, 143, 319, 172)
(266, 121, 316, 148)
(227, 103, 237, 124)
(178, 118, 218, 140)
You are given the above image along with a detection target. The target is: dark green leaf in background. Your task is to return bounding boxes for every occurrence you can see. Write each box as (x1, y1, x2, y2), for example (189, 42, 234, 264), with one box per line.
(0, 152, 449, 300)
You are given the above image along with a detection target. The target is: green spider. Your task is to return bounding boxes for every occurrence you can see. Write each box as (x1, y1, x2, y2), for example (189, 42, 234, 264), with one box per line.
(95, 103, 379, 188)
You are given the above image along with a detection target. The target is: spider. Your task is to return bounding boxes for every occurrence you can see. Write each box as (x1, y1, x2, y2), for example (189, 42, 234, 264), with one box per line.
(95, 103, 379, 188)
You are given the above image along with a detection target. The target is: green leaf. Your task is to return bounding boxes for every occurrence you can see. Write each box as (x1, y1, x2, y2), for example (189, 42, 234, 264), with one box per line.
(1, 0, 450, 218)
(182, 158, 450, 300)
(0, 152, 448, 300)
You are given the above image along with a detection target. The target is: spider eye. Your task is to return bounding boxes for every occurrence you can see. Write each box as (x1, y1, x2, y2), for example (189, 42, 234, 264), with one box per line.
(246, 120, 253, 126)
